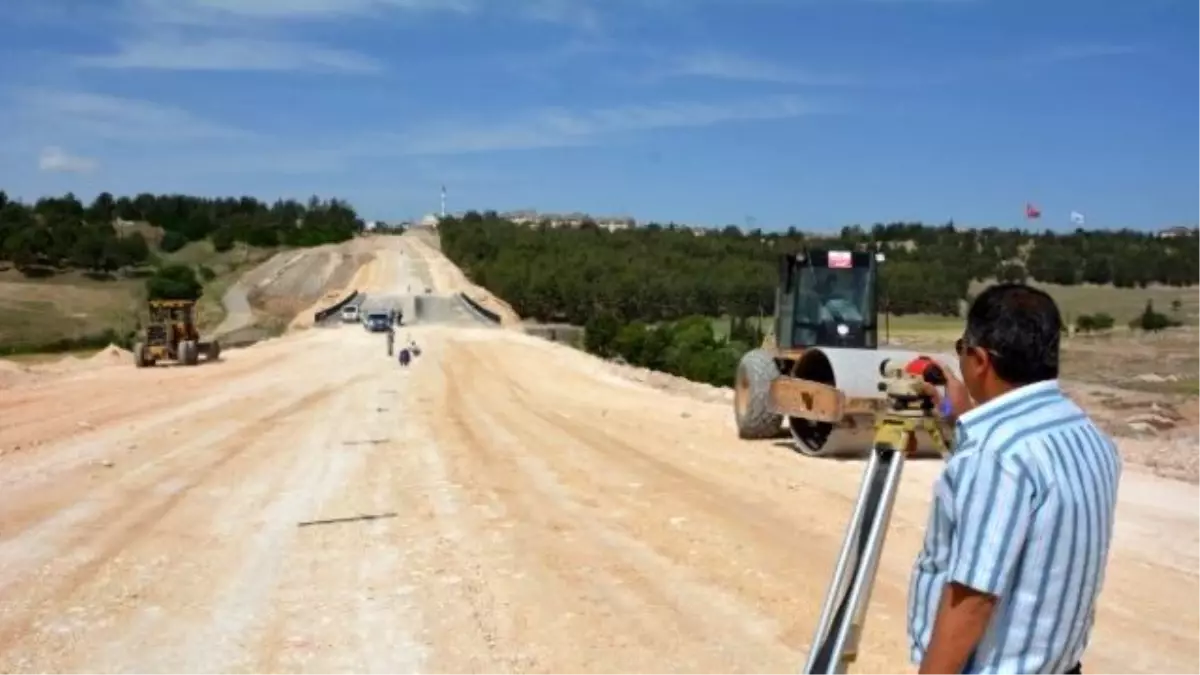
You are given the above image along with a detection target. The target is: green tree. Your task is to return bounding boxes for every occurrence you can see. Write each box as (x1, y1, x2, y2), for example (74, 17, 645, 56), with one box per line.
(1131, 300, 1172, 332)
(583, 312, 621, 357)
(159, 230, 188, 253)
(146, 264, 202, 300)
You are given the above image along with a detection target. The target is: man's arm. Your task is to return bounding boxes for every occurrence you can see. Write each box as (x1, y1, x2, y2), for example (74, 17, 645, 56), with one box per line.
(919, 583, 999, 673)
(919, 453, 1035, 673)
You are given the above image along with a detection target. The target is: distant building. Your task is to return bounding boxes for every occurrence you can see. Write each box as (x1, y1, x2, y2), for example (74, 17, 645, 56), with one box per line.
(1158, 225, 1196, 238)
(418, 213, 440, 229)
(499, 209, 636, 232)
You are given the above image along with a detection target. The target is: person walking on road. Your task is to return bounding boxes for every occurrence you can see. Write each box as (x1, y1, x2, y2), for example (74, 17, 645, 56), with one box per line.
(908, 283, 1122, 674)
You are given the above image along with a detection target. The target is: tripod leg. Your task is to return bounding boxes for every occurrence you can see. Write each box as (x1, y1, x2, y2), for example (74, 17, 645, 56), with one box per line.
(802, 432, 911, 674)
(802, 449, 888, 674)
(824, 440, 909, 672)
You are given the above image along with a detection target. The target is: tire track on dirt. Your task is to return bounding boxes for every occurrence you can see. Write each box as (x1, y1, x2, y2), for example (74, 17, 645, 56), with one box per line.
(180, 378, 379, 674)
(445, 331, 1200, 674)
(434, 348, 785, 672)
(0, 378, 350, 659)
(62, 376, 363, 672)
(248, 376, 416, 673)
(446, 338, 915, 671)
(0, 342, 346, 541)
(0, 336, 331, 451)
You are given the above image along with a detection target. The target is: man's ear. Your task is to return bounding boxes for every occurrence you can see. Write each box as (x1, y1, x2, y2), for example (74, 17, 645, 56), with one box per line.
(972, 347, 994, 380)
(959, 347, 986, 392)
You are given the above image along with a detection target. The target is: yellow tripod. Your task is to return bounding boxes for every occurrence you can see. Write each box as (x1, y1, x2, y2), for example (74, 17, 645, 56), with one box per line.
(802, 362, 950, 674)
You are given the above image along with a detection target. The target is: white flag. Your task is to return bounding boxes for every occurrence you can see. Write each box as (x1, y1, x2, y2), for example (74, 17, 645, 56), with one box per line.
(1070, 210, 1085, 225)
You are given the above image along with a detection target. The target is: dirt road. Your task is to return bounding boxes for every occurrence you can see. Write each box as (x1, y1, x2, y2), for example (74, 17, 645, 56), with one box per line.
(0, 236, 1195, 673)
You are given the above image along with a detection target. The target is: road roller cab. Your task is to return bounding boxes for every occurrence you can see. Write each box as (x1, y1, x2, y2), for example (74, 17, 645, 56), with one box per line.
(773, 249, 881, 353)
(733, 247, 955, 457)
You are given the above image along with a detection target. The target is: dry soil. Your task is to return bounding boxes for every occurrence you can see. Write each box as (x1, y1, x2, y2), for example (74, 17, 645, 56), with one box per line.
(0, 234, 1195, 673)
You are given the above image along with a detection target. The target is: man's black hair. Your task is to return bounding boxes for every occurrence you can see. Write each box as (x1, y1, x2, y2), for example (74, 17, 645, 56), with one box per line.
(965, 282, 1061, 385)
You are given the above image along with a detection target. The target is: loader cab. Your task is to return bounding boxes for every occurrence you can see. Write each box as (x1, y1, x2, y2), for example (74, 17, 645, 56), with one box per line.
(775, 249, 881, 350)
(147, 299, 200, 346)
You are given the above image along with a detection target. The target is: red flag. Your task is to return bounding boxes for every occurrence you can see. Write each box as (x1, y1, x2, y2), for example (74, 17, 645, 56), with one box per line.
(1025, 203, 1041, 219)
(828, 251, 852, 268)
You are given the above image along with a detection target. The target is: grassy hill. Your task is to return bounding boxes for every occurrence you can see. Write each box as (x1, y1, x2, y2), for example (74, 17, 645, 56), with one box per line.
(0, 239, 280, 354)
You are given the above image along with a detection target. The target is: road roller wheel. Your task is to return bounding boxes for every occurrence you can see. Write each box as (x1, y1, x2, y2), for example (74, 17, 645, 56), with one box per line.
(734, 348, 784, 439)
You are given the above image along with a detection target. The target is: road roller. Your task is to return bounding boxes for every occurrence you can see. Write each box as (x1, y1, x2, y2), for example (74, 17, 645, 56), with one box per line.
(732, 248, 960, 457)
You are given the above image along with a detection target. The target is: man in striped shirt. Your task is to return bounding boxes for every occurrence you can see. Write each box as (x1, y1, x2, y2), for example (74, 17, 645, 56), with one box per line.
(907, 283, 1122, 674)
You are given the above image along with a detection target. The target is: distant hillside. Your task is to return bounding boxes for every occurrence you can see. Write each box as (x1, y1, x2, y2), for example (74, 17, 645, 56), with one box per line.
(438, 211, 1198, 323)
(0, 189, 369, 354)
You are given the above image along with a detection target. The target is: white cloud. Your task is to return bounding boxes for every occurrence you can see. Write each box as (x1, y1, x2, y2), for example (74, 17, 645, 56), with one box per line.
(14, 89, 250, 142)
(75, 36, 384, 73)
(173, 95, 830, 172)
(127, 0, 579, 26)
(659, 51, 859, 86)
(38, 146, 99, 174)
(391, 96, 827, 155)
(1019, 44, 1142, 64)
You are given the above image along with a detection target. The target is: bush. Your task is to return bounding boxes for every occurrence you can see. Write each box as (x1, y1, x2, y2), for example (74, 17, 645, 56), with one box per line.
(596, 315, 742, 387)
(1075, 312, 1114, 333)
(996, 262, 1028, 284)
(146, 264, 202, 300)
(210, 227, 235, 252)
(197, 264, 216, 282)
(1129, 300, 1181, 332)
(159, 230, 188, 253)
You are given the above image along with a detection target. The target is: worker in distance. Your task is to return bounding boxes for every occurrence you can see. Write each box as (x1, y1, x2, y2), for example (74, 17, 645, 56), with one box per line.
(907, 283, 1121, 674)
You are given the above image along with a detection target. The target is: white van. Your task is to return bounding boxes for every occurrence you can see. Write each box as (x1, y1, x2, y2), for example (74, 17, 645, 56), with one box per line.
(340, 305, 359, 323)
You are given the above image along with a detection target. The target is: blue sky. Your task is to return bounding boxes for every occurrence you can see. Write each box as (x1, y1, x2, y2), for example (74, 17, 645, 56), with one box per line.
(0, 0, 1195, 230)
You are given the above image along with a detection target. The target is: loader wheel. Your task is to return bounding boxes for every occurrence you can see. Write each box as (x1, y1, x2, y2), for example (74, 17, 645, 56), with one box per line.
(134, 342, 150, 368)
(207, 340, 221, 362)
(734, 348, 784, 439)
(180, 340, 199, 366)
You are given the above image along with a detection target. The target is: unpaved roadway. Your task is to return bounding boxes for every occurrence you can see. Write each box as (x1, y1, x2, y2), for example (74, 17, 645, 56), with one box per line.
(0, 235, 1195, 673)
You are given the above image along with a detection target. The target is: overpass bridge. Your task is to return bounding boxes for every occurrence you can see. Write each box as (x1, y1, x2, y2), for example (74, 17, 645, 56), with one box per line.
(320, 292, 497, 328)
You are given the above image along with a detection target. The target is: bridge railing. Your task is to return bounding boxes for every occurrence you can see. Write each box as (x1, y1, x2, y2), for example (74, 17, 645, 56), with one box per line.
(458, 292, 501, 324)
(314, 290, 360, 324)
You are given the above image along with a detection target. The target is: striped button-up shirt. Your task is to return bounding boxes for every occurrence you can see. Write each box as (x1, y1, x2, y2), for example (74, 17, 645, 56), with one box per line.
(907, 379, 1122, 673)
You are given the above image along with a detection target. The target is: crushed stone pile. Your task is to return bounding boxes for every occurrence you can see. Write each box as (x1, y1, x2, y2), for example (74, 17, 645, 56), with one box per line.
(41, 355, 88, 373)
(89, 344, 133, 365)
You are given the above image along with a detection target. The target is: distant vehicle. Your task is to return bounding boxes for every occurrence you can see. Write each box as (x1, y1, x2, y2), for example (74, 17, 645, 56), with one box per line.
(341, 305, 359, 323)
(364, 312, 391, 332)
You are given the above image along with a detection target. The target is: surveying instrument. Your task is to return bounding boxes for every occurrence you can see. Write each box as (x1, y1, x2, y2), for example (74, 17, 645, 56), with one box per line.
(801, 356, 952, 674)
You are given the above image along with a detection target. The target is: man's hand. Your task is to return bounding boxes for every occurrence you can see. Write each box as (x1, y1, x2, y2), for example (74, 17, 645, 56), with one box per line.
(920, 360, 974, 421)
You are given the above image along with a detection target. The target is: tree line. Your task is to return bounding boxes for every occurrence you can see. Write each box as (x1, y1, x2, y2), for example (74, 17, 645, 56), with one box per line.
(438, 211, 1198, 324)
(0, 190, 365, 276)
(439, 211, 1197, 388)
